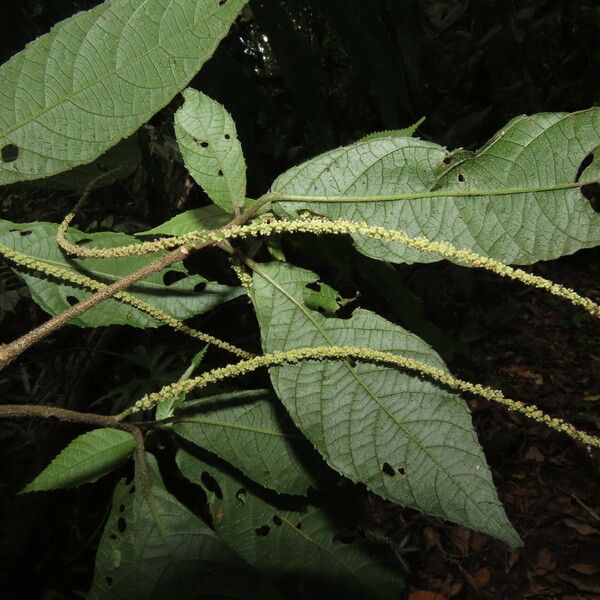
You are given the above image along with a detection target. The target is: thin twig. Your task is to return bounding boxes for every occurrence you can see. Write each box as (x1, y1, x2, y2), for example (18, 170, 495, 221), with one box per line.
(0, 196, 272, 370)
(0, 403, 151, 491)
(0, 404, 132, 432)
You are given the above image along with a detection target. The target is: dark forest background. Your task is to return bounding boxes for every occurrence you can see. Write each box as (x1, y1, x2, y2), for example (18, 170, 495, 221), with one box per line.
(1, 1, 599, 598)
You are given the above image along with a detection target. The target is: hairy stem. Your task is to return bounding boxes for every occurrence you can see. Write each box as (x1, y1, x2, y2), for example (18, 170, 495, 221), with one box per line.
(0, 241, 253, 359)
(0, 403, 132, 431)
(0, 197, 272, 370)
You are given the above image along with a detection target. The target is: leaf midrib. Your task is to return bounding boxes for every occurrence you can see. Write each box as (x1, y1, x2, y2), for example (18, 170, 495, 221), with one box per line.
(1, 0, 223, 144)
(176, 417, 298, 439)
(255, 264, 508, 536)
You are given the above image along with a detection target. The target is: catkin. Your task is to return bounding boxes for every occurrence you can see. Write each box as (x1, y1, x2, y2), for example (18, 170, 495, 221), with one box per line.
(57, 217, 600, 320)
(118, 345, 600, 449)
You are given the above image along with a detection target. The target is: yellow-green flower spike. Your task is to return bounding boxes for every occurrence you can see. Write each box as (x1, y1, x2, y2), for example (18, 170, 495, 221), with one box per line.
(118, 345, 600, 449)
(57, 216, 600, 321)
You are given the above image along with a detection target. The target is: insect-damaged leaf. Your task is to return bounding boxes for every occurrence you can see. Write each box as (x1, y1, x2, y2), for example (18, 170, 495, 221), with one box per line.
(177, 450, 404, 600)
(175, 89, 246, 213)
(0, 0, 248, 185)
(251, 262, 520, 546)
(88, 476, 278, 599)
(273, 110, 600, 265)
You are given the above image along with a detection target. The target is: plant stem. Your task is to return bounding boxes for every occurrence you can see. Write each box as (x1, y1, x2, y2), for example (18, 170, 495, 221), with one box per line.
(0, 404, 131, 431)
(0, 195, 272, 371)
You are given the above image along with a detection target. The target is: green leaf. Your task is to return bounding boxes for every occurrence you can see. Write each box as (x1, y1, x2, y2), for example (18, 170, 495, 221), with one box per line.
(273, 109, 600, 265)
(174, 389, 319, 496)
(0, 0, 249, 186)
(0, 220, 242, 328)
(359, 116, 426, 142)
(88, 477, 278, 600)
(21, 428, 134, 493)
(138, 205, 231, 237)
(177, 450, 404, 600)
(155, 345, 209, 421)
(251, 262, 521, 546)
(137, 199, 256, 237)
(21, 136, 140, 191)
(303, 281, 354, 317)
(175, 88, 246, 212)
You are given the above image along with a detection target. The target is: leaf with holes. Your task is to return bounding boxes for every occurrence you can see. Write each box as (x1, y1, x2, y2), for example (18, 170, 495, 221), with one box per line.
(0, 0, 249, 186)
(174, 389, 320, 495)
(273, 109, 600, 265)
(251, 262, 520, 546)
(177, 450, 404, 600)
(0, 220, 243, 328)
(88, 476, 278, 600)
(175, 88, 246, 212)
(21, 429, 135, 493)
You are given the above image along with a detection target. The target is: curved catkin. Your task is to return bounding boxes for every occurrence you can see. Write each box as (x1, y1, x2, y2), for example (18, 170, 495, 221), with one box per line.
(0, 242, 253, 359)
(57, 217, 600, 320)
(118, 345, 600, 449)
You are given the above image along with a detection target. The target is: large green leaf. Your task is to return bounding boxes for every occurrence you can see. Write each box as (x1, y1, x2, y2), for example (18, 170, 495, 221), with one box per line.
(21, 428, 135, 493)
(0, 0, 248, 186)
(174, 389, 320, 495)
(88, 476, 277, 599)
(0, 220, 242, 328)
(251, 262, 520, 546)
(177, 450, 404, 600)
(272, 110, 600, 265)
(175, 88, 246, 212)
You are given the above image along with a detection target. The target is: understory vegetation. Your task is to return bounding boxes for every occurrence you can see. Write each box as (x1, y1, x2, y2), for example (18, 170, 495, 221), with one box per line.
(0, 1, 598, 599)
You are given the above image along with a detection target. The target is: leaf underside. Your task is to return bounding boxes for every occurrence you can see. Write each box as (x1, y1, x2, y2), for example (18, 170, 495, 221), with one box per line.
(174, 389, 321, 496)
(18, 135, 141, 191)
(88, 477, 277, 599)
(177, 450, 404, 600)
(251, 262, 520, 546)
(273, 109, 600, 265)
(0, 220, 242, 328)
(175, 88, 246, 213)
(0, 0, 249, 186)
